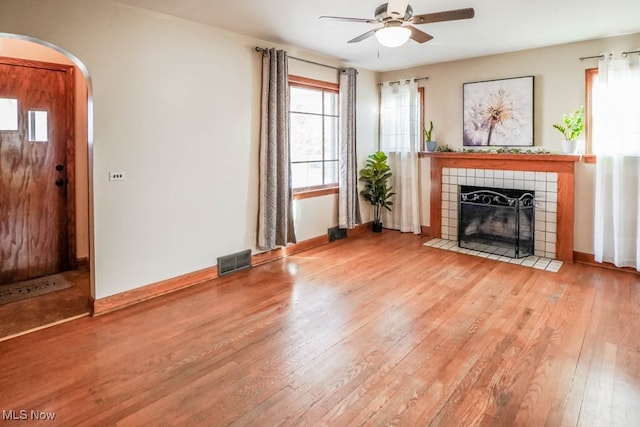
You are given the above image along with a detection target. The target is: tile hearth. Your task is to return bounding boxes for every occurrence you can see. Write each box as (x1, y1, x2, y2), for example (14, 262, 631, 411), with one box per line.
(424, 238, 563, 273)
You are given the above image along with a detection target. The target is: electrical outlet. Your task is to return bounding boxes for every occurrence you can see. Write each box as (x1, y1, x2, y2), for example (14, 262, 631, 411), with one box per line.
(109, 171, 126, 181)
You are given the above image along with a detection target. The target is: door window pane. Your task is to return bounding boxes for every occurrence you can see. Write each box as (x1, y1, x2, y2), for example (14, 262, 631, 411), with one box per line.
(0, 98, 18, 131)
(28, 110, 48, 142)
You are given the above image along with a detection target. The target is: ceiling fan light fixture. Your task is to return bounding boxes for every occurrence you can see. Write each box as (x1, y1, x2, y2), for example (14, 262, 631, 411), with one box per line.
(375, 26, 411, 47)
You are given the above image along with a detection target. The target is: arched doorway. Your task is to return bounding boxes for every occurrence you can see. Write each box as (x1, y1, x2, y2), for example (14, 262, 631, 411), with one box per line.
(0, 35, 93, 340)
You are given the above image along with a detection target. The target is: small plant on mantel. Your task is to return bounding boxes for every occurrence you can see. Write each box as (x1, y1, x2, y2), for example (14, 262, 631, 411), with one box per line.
(423, 121, 437, 152)
(553, 106, 585, 154)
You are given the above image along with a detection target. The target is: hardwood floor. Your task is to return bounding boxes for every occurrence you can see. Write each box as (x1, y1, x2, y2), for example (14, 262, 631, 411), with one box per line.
(0, 268, 91, 341)
(0, 232, 638, 426)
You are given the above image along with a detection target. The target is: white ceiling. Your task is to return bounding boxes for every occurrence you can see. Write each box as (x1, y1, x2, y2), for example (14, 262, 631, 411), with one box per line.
(116, 0, 640, 72)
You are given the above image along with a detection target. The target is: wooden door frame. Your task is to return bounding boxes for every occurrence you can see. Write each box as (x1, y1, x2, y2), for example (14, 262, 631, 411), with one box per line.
(0, 56, 77, 270)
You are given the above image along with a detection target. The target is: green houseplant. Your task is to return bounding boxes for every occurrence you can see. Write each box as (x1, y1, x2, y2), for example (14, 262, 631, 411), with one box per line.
(359, 151, 395, 232)
(553, 106, 585, 154)
(423, 121, 437, 152)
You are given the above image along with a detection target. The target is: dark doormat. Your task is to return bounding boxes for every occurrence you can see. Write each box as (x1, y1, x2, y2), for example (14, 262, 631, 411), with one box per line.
(0, 274, 72, 306)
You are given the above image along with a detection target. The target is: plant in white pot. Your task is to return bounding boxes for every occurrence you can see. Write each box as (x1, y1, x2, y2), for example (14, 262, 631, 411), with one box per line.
(423, 121, 437, 152)
(553, 106, 585, 154)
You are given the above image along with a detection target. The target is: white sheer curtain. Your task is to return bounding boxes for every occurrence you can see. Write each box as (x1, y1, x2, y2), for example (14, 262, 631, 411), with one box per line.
(379, 80, 421, 234)
(593, 55, 640, 268)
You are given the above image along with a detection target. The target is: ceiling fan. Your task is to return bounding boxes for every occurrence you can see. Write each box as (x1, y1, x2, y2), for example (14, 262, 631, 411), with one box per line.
(320, 0, 474, 47)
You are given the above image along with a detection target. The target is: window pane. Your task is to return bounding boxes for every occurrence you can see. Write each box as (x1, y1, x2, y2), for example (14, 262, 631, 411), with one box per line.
(291, 113, 322, 162)
(28, 110, 48, 142)
(324, 160, 338, 185)
(324, 92, 338, 116)
(324, 116, 338, 161)
(289, 81, 340, 190)
(292, 162, 323, 189)
(0, 98, 18, 131)
(592, 65, 640, 155)
(290, 86, 322, 114)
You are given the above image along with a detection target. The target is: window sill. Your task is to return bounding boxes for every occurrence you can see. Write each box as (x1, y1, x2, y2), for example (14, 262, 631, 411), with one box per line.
(293, 186, 338, 200)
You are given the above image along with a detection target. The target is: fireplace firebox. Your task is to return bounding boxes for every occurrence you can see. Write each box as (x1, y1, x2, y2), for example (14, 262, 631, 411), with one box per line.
(458, 186, 535, 258)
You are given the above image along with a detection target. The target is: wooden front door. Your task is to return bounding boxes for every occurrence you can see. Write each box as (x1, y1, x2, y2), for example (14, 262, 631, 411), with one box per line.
(0, 58, 75, 285)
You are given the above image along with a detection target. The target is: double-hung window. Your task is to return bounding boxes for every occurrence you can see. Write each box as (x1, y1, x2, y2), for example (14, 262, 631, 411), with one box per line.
(586, 58, 640, 155)
(289, 75, 339, 194)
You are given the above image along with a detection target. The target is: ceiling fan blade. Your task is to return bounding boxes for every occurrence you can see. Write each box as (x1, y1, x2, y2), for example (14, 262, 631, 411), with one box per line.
(347, 29, 378, 43)
(320, 15, 379, 24)
(387, 0, 409, 18)
(406, 26, 434, 43)
(410, 8, 475, 25)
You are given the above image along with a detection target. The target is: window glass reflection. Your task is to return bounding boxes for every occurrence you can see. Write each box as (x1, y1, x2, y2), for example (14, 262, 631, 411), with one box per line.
(28, 110, 48, 142)
(0, 98, 18, 131)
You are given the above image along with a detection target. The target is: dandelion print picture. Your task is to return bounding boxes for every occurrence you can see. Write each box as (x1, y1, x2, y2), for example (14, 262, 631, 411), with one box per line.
(463, 76, 534, 146)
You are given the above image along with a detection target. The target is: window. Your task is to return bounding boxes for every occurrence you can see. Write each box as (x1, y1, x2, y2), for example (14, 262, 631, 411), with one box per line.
(28, 110, 48, 142)
(289, 75, 339, 194)
(379, 81, 420, 153)
(0, 98, 18, 131)
(585, 68, 597, 154)
(586, 59, 640, 155)
(418, 87, 425, 150)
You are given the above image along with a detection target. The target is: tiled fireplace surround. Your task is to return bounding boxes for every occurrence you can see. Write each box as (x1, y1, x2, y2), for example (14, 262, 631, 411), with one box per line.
(442, 168, 557, 259)
(422, 153, 581, 262)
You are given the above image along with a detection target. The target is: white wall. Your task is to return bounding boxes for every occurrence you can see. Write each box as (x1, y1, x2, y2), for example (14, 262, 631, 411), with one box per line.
(381, 33, 640, 254)
(0, 0, 378, 298)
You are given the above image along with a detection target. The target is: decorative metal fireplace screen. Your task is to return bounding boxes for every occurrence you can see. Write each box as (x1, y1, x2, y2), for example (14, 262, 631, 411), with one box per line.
(458, 186, 535, 258)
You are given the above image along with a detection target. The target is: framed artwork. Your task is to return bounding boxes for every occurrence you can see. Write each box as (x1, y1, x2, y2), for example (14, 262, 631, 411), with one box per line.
(463, 76, 534, 146)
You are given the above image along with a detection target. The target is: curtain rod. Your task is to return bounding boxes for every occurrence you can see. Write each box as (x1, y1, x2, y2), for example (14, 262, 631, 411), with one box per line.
(378, 77, 429, 86)
(579, 51, 640, 60)
(255, 47, 341, 71)
(579, 54, 607, 61)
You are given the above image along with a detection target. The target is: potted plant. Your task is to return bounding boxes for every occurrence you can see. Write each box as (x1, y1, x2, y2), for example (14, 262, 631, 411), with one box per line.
(553, 106, 585, 154)
(359, 151, 395, 232)
(423, 121, 437, 152)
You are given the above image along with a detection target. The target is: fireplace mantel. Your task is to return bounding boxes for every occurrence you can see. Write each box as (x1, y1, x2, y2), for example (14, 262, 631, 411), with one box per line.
(422, 152, 581, 262)
(419, 152, 582, 168)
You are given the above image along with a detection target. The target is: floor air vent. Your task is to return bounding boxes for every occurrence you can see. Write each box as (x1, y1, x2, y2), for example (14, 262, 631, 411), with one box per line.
(217, 249, 252, 277)
(328, 226, 347, 242)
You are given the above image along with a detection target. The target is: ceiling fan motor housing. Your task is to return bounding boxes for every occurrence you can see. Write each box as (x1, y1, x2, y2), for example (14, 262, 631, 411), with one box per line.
(375, 3, 413, 21)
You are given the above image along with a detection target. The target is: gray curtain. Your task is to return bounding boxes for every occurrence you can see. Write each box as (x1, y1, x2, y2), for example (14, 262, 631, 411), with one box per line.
(258, 48, 296, 250)
(338, 67, 362, 229)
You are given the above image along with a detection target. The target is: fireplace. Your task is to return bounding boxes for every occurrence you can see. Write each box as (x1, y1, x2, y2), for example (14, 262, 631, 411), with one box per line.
(423, 152, 580, 262)
(458, 186, 535, 258)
